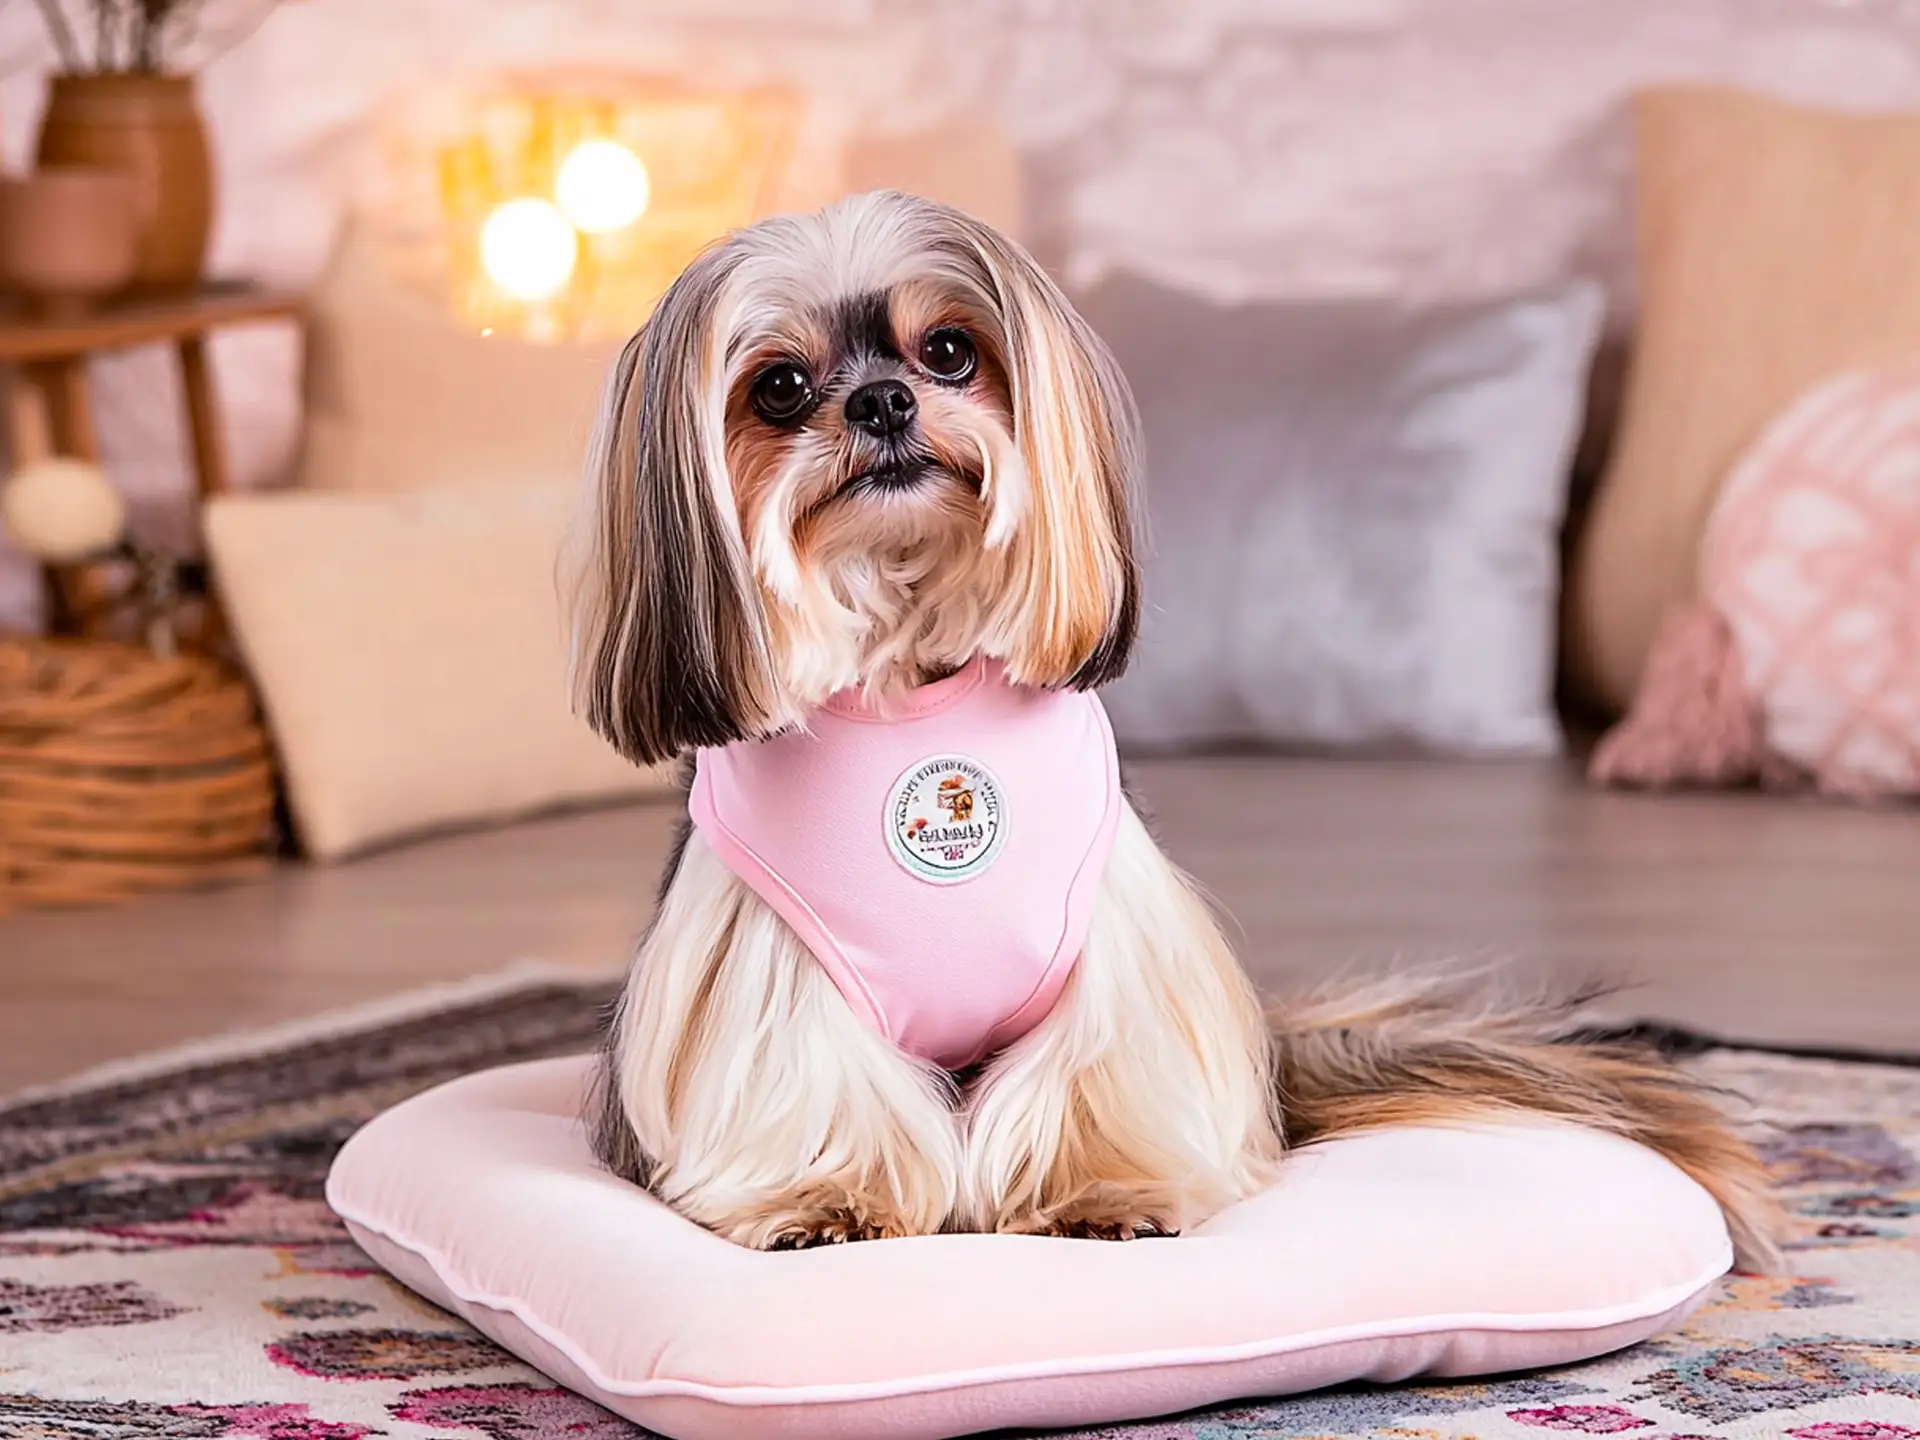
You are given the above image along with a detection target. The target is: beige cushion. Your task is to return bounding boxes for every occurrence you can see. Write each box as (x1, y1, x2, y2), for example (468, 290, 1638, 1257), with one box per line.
(301, 225, 622, 494)
(205, 483, 669, 860)
(1565, 87, 1920, 711)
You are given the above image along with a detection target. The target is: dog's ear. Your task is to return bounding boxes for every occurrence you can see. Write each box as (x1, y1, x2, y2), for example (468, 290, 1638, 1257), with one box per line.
(563, 244, 784, 766)
(951, 210, 1142, 690)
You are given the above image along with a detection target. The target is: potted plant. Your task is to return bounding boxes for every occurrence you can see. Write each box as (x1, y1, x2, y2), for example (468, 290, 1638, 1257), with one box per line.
(28, 0, 282, 292)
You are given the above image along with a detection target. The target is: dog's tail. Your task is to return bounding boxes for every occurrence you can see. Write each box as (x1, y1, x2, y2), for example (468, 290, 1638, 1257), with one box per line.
(1268, 966, 1784, 1273)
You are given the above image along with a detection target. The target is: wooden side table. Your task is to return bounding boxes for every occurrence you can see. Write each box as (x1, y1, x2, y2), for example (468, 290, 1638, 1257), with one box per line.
(0, 284, 302, 635)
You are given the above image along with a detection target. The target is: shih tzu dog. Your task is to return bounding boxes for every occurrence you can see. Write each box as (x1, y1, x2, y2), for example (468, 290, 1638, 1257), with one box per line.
(565, 189, 1780, 1265)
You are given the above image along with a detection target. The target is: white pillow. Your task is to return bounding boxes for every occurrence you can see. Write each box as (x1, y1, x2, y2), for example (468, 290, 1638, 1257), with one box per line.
(327, 1055, 1731, 1440)
(205, 483, 671, 860)
(1087, 278, 1605, 756)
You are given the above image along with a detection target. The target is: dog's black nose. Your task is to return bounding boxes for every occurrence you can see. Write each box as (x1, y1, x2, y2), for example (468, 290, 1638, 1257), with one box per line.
(844, 379, 917, 437)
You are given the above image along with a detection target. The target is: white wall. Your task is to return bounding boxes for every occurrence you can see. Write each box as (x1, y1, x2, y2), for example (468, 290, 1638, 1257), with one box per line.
(999, 0, 1920, 307)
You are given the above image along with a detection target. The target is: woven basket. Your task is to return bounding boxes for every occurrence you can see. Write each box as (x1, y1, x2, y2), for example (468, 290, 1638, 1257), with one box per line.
(0, 638, 277, 912)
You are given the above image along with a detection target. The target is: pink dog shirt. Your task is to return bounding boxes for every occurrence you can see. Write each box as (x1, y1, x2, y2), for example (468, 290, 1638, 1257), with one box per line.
(689, 656, 1121, 1069)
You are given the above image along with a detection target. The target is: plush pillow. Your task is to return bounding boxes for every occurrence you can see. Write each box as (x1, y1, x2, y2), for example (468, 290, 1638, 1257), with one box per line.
(1566, 87, 1920, 713)
(1591, 368, 1920, 798)
(328, 1056, 1731, 1440)
(204, 483, 669, 860)
(1085, 277, 1602, 756)
(300, 223, 623, 494)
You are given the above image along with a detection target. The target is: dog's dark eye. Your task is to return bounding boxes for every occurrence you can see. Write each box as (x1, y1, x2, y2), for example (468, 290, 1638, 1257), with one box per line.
(750, 362, 815, 423)
(919, 328, 976, 383)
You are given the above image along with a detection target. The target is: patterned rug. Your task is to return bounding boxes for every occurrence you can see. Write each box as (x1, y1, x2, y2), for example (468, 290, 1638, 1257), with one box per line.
(2, 971, 1916, 1440)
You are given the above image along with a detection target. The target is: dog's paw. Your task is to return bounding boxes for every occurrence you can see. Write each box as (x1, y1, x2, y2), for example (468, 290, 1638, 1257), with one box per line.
(763, 1208, 899, 1250)
(715, 1192, 919, 1250)
(1054, 1216, 1178, 1241)
(996, 1201, 1181, 1242)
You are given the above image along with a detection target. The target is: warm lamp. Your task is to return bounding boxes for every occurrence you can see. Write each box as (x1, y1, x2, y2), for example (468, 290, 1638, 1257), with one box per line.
(556, 138, 651, 235)
(479, 197, 577, 300)
(382, 76, 800, 343)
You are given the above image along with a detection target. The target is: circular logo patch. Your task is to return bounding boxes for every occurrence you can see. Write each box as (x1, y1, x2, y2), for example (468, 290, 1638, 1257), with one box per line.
(885, 753, 1006, 885)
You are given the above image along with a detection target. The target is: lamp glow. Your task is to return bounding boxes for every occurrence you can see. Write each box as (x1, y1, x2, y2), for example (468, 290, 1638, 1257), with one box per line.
(479, 197, 577, 300)
(556, 138, 651, 235)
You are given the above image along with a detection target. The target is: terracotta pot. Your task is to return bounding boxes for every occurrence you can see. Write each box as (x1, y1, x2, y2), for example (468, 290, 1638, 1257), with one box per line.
(35, 74, 213, 293)
(0, 168, 139, 315)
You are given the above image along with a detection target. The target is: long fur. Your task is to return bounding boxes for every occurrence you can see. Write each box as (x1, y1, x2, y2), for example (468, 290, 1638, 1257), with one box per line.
(564, 249, 785, 764)
(962, 804, 1282, 1235)
(1268, 968, 1784, 1272)
(570, 189, 1783, 1267)
(594, 828, 964, 1248)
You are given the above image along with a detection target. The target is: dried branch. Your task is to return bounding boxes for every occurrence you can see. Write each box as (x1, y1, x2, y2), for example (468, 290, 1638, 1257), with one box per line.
(33, 0, 83, 70)
(158, 0, 208, 69)
(116, 0, 137, 70)
(93, 0, 117, 71)
(34, 0, 285, 75)
(134, 0, 168, 71)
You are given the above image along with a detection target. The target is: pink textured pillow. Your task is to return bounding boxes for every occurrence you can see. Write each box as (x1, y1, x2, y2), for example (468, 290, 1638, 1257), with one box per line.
(327, 1057, 1731, 1440)
(1594, 368, 1920, 796)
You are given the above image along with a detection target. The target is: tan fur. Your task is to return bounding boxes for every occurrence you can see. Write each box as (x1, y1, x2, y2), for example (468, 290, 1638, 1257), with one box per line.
(572, 191, 1782, 1266)
(1268, 968, 1784, 1273)
(942, 213, 1140, 689)
(609, 834, 963, 1249)
(964, 805, 1283, 1236)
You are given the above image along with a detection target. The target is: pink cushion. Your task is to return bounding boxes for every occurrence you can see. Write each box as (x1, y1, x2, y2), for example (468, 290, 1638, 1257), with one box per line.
(1703, 368, 1920, 796)
(325, 1057, 1731, 1440)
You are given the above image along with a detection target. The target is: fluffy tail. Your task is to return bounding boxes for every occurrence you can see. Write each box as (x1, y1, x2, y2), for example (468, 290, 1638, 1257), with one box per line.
(1268, 967, 1784, 1273)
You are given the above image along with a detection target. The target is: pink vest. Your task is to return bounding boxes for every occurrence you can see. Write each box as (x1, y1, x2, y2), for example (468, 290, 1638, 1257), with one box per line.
(689, 656, 1121, 1069)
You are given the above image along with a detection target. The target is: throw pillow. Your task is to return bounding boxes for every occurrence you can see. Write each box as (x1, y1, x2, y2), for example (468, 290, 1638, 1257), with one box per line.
(205, 482, 671, 860)
(1566, 86, 1920, 712)
(1087, 277, 1603, 756)
(301, 224, 622, 494)
(1591, 368, 1920, 798)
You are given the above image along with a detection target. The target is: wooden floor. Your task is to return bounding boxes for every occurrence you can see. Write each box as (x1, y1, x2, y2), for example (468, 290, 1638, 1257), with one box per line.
(3, 756, 1918, 1093)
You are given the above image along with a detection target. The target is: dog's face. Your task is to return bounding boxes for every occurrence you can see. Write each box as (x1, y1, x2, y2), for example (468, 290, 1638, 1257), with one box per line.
(937, 777, 974, 821)
(567, 191, 1141, 767)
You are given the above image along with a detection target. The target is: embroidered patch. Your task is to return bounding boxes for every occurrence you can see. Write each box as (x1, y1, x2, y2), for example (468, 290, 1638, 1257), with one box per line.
(885, 753, 1006, 884)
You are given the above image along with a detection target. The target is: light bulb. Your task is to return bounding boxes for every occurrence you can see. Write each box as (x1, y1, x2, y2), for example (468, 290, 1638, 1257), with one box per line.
(480, 197, 577, 301)
(555, 138, 651, 235)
